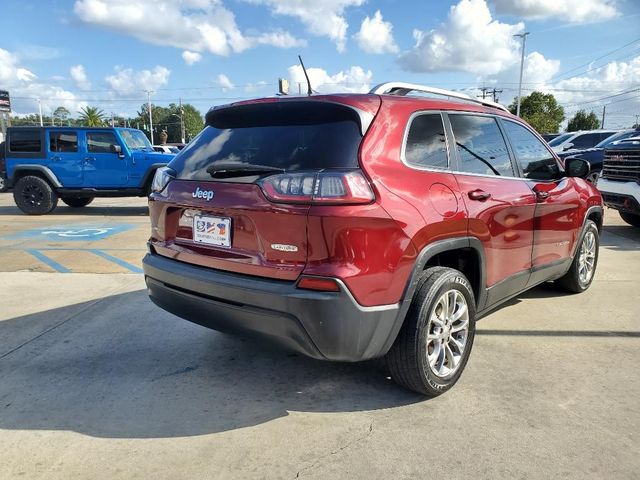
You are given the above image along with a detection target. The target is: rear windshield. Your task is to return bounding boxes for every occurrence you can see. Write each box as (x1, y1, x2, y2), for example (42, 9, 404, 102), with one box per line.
(169, 102, 363, 180)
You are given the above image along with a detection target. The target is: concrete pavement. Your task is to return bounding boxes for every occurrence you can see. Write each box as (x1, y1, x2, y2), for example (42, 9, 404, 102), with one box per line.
(0, 197, 639, 479)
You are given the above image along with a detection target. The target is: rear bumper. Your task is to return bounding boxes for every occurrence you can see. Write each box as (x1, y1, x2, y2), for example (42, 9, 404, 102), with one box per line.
(598, 178, 640, 214)
(142, 252, 400, 361)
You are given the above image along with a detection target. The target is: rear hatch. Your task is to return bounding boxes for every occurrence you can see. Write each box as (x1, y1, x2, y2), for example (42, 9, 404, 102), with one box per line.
(150, 99, 375, 281)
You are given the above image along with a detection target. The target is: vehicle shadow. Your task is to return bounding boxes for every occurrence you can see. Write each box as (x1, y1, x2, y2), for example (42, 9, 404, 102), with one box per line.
(601, 225, 640, 251)
(0, 290, 422, 439)
(0, 205, 149, 216)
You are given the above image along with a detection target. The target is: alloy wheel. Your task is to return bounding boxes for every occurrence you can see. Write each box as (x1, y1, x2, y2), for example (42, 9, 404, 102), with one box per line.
(578, 231, 596, 285)
(426, 289, 470, 378)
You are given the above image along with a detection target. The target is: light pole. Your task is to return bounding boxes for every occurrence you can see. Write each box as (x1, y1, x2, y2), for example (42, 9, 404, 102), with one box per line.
(514, 32, 530, 117)
(146, 90, 154, 144)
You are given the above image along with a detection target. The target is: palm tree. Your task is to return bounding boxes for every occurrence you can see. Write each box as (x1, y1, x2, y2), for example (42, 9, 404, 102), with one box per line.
(78, 106, 106, 127)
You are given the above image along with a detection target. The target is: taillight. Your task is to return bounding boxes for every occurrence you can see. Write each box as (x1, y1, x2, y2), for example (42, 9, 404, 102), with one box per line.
(258, 170, 374, 205)
(151, 166, 175, 194)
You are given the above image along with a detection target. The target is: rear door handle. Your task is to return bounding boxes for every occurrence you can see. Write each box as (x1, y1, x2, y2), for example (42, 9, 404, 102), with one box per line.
(51, 155, 61, 162)
(468, 189, 491, 201)
(84, 157, 96, 165)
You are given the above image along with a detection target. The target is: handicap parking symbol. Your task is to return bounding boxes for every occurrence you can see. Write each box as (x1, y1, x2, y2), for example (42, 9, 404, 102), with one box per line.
(6, 224, 135, 242)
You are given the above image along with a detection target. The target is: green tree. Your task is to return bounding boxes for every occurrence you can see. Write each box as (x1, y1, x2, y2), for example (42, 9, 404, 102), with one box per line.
(52, 106, 71, 126)
(509, 91, 565, 134)
(164, 103, 204, 142)
(567, 110, 600, 131)
(78, 106, 106, 127)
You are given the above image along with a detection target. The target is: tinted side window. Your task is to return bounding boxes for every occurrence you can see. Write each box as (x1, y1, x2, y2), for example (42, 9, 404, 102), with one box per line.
(404, 114, 448, 168)
(9, 130, 41, 152)
(50, 131, 78, 152)
(502, 120, 559, 180)
(572, 133, 600, 149)
(87, 132, 118, 153)
(449, 115, 513, 176)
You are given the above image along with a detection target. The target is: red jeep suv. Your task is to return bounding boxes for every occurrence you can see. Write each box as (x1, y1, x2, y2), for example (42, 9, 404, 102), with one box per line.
(143, 82, 603, 396)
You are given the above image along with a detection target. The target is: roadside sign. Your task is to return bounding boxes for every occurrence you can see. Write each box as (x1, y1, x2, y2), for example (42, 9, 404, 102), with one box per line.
(0, 90, 10, 112)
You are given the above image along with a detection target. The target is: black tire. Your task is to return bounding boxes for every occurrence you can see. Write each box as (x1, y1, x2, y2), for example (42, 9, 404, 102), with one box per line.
(13, 175, 58, 215)
(386, 267, 476, 396)
(61, 196, 94, 208)
(619, 211, 640, 228)
(556, 220, 599, 293)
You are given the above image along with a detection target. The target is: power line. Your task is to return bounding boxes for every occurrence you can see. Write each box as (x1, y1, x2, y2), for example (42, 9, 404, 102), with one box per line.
(549, 37, 640, 82)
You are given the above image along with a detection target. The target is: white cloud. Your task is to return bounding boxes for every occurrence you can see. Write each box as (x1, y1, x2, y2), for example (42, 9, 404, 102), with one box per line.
(105, 65, 171, 96)
(70, 64, 91, 89)
(398, 0, 524, 75)
(244, 80, 268, 93)
(354, 10, 398, 54)
(482, 52, 640, 129)
(287, 64, 372, 93)
(74, 0, 305, 56)
(248, 0, 365, 52)
(0, 48, 85, 116)
(182, 50, 202, 65)
(493, 0, 618, 23)
(216, 73, 235, 91)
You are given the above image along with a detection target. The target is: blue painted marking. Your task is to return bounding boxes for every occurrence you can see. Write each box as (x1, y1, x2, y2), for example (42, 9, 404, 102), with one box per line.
(6, 224, 136, 242)
(88, 249, 143, 273)
(26, 249, 71, 273)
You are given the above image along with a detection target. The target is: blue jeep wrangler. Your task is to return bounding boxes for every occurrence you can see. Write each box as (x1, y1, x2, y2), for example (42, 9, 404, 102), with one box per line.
(1, 126, 174, 214)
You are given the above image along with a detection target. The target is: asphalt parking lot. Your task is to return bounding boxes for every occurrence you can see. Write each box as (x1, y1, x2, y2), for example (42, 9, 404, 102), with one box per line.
(0, 192, 639, 479)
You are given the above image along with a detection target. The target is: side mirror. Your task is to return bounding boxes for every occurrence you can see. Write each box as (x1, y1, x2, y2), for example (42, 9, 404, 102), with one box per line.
(110, 144, 125, 158)
(564, 158, 590, 178)
(563, 142, 574, 151)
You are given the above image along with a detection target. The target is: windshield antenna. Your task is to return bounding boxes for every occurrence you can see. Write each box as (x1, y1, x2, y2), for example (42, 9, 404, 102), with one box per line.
(298, 55, 313, 96)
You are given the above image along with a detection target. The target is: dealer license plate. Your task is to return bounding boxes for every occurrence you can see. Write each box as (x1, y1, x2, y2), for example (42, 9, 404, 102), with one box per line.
(193, 215, 231, 247)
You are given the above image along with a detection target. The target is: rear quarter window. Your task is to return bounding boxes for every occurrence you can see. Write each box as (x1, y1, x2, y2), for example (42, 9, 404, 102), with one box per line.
(9, 130, 42, 153)
(169, 102, 363, 181)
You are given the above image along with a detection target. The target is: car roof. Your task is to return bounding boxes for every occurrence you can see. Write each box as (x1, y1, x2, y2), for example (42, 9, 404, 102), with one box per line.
(215, 92, 518, 119)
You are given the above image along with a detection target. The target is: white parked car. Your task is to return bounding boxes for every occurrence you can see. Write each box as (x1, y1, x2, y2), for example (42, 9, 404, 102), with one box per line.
(153, 145, 180, 154)
(548, 130, 618, 153)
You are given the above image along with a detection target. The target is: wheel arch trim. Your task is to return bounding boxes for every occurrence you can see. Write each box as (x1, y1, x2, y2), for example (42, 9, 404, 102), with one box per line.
(10, 165, 62, 188)
(378, 237, 487, 356)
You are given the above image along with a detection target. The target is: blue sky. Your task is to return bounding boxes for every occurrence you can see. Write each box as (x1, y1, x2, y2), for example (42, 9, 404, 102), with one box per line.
(0, 0, 639, 128)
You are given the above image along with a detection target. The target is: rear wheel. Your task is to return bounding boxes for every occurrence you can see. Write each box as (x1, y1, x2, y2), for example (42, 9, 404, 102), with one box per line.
(386, 267, 476, 396)
(61, 196, 94, 208)
(13, 175, 58, 215)
(619, 211, 640, 228)
(556, 220, 599, 292)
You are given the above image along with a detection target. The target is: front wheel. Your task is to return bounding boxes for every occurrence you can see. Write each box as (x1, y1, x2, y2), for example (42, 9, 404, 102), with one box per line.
(61, 196, 94, 208)
(13, 175, 58, 215)
(619, 211, 640, 228)
(386, 267, 476, 396)
(556, 220, 599, 293)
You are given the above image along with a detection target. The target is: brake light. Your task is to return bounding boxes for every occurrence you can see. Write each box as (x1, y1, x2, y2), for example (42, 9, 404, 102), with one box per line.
(259, 170, 374, 205)
(297, 276, 341, 292)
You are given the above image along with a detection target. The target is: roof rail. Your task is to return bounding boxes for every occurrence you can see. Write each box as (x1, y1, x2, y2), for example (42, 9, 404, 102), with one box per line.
(369, 82, 510, 113)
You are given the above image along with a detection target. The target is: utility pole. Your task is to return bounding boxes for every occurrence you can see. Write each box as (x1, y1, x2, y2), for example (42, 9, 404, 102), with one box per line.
(478, 87, 489, 99)
(514, 32, 530, 117)
(491, 88, 503, 102)
(601, 105, 606, 128)
(146, 90, 154, 144)
(179, 97, 185, 143)
(38, 99, 43, 126)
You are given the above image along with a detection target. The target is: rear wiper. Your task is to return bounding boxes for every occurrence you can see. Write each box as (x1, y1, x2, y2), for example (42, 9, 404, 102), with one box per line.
(206, 163, 285, 178)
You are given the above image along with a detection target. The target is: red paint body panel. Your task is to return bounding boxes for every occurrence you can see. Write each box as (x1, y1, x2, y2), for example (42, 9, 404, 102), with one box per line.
(149, 180, 310, 281)
(455, 174, 536, 286)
